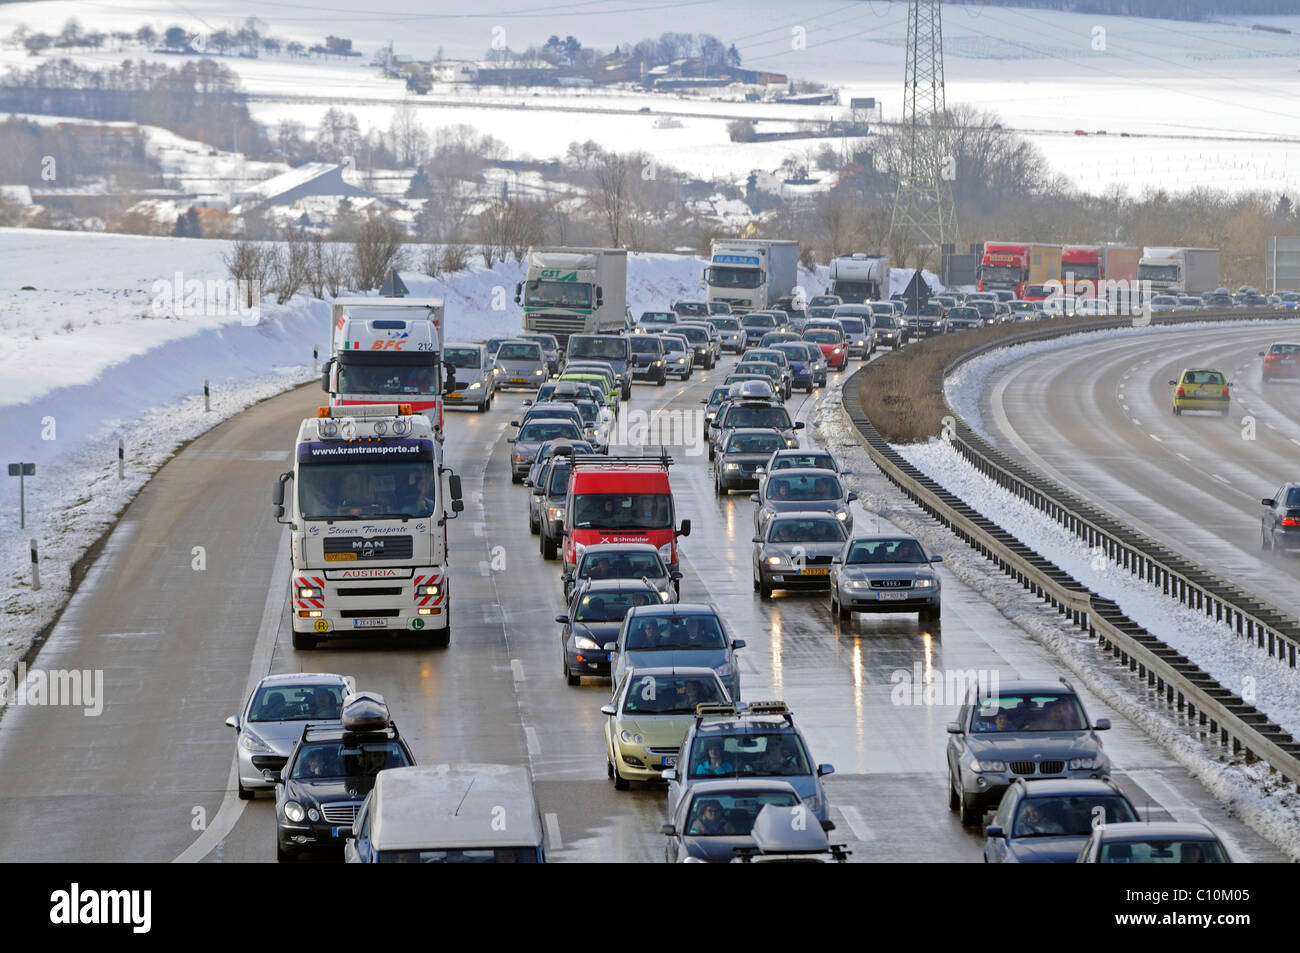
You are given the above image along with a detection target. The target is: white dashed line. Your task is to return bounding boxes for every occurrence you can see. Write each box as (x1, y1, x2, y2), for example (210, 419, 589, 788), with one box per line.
(525, 726, 541, 756)
(1131, 418, 1141, 426)
(1213, 473, 1231, 485)
(1176, 452, 1191, 462)
(1149, 434, 1162, 442)
(511, 658, 525, 682)
(544, 812, 564, 851)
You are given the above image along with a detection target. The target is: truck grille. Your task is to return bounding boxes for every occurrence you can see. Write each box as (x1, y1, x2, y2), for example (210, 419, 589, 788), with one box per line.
(321, 802, 363, 824)
(323, 536, 413, 560)
(527, 314, 587, 339)
(339, 609, 400, 618)
(337, 587, 403, 597)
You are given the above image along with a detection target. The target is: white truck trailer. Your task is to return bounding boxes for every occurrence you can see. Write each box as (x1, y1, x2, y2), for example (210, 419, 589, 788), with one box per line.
(1137, 247, 1220, 295)
(516, 247, 629, 345)
(703, 238, 799, 314)
(828, 253, 890, 303)
(273, 403, 464, 650)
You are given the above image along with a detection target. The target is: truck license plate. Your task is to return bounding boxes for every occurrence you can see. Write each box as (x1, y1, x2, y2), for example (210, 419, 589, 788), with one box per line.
(352, 618, 387, 628)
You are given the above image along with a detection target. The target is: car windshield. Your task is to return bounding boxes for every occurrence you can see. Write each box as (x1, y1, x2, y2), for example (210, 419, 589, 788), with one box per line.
(875, 315, 898, 328)
(630, 337, 662, 354)
(518, 422, 582, 442)
(738, 363, 780, 381)
(1269, 344, 1300, 354)
(337, 363, 439, 395)
(973, 302, 995, 316)
(486, 338, 507, 354)
(498, 343, 542, 361)
(804, 330, 841, 343)
(290, 739, 412, 780)
(641, 312, 675, 323)
(768, 518, 846, 542)
(969, 693, 1088, 732)
(845, 538, 924, 563)
(1286, 487, 1300, 507)
(1182, 371, 1225, 385)
(688, 732, 812, 779)
(574, 589, 662, 622)
(525, 280, 592, 308)
(676, 302, 710, 315)
(572, 493, 672, 529)
(547, 464, 573, 494)
(770, 453, 834, 471)
(625, 613, 727, 650)
(773, 345, 809, 362)
(571, 401, 599, 424)
(948, 308, 978, 320)
(766, 473, 843, 502)
(748, 351, 784, 365)
(706, 388, 729, 407)
(570, 338, 628, 360)
(443, 347, 482, 369)
(298, 461, 436, 520)
(724, 406, 792, 429)
(685, 790, 800, 836)
(249, 684, 344, 722)
(741, 314, 777, 328)
(1012, 796, 1137, 838)
(808, 307, 837, 319)
(1099, 839, 1227, 863)
(1153, 296, 1177, 305)
(623, 674, 727, 714)
(522, 335, 557, 350)
(661, 337, 686, 354)
(677, 327, 707, 343)
(726, 433, 785, 454)
(1011, 302, 1036, 312)
(710, 318, 741, 330)
(579, 550, 666, 580)
(838, 318, 866, 333)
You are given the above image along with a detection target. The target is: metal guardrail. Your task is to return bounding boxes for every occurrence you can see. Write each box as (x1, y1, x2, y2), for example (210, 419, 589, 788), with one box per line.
(841, 347, 1300, 787)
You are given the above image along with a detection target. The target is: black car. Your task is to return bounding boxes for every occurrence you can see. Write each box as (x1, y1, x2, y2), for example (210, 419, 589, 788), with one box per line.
(629, 333, 669, 385)
(1261, 482, 1300, 554)
(984, 778, 1138, 863)
(558, 579, 666, 685)
(272, 699, 415, 861)
(715, 428, 788, 495)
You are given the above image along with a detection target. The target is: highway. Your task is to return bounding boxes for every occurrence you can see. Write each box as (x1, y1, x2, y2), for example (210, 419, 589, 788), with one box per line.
(0, 347, 1283, 862)
(982, 321, 1300, 622)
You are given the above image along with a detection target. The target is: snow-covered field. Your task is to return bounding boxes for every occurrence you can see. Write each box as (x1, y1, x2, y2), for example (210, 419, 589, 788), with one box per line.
(1, 2, 1298, 192)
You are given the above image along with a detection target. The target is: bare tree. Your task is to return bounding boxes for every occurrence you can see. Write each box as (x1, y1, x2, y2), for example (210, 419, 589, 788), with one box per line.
(222, 239, 275, 309)
(389, 102, 429, 169)
(593, 151, 631, 247)
(270, 227, 312, 303)
(350, 209, 408, 290)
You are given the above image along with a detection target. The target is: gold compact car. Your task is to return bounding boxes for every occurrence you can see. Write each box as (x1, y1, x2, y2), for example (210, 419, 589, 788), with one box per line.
(1170, 368, 1230, 416)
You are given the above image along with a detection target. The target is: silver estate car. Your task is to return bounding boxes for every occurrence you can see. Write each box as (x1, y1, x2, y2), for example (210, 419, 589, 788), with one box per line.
(495, 339, 549, 390)
(443, 342, 495, 412)
(226, 672, 355, 799)
(752, 468, 855, 535)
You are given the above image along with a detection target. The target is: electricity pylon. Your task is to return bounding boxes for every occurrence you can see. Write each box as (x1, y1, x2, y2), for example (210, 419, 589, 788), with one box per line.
(890, 0, 959, 252)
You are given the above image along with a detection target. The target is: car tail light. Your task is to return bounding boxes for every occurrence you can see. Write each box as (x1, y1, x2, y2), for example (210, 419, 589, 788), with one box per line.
(1176, 387, 1185, 396)
(1265, 354, 1278, 362)
(1222, 387, 1229, 395)
(1282, 518, 1300, 528)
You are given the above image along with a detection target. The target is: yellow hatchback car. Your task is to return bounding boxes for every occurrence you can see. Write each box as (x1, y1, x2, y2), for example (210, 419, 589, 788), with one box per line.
(1170, 368, 1230, 416)
(602, 667, 730, 790)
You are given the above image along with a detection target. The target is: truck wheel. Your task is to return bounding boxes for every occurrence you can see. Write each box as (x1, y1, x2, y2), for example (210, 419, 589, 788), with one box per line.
(292, 631, 318, 650)
(425, 627, 450, 648)
(541, 534, 558, 560)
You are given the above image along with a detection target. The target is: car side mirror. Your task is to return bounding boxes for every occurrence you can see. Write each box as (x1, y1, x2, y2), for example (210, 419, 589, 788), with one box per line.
(751, 536, 762, 543)
(985, 825, 1005, 839)
(451, 499, 464, 513)
(506, 438, 517, 444)
(1168, 380, 1177, 386)
(794, 422, 805, 430)
(817, 764, 835, 777)
(448, 474, 463, 501)
(603, 642, 616, 653)
(660, 824, 676, 836)
(1258, 352, 1265, 357)
(931, 554, 943, 562)
(510, 420, 521, 427)
(847, 491, 858, 502)
(670, 571, 683, 580)
(1094, 719, 1111, 731)
(514, 282, 522, 302)
(946, 722, 962, 734)
(599, 704, 616, 717)
(732, 639, 746, 650)
(749, 494, 759, 503)
(821, 819, 836, 832)
(663, 769, 678, 782)
(841, 468, 853, 476)
(320, 368, 330, 391)
(225, 715, 240, 731)
(1263, 498, 1276, 507)
(555, 615, 570, 625)
(678, 519, 691, 537)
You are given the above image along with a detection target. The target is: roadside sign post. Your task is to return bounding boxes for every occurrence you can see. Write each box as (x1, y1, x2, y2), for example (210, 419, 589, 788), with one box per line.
(7, 462, 34, 529)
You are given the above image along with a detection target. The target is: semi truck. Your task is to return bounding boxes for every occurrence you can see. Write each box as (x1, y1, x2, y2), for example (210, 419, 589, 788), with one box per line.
(1060, 245, 1140, 297)
(324, 296, 448, 436)
(828, 253, 890, 303)
(703, 238, 799, 314)
(273, 403, 464, 650)
(516, 247, 629, 346)
(978, 242, 1062, 299)
(1137, 247, 1220, 295)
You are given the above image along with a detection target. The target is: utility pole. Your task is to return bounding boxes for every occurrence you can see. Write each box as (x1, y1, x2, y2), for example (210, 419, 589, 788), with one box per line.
(890, 0, 958, 258)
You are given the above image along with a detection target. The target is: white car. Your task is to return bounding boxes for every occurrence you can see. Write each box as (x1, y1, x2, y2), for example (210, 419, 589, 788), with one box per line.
(1150, 295, 1180, 314)
(1074, 298, 1112, 316)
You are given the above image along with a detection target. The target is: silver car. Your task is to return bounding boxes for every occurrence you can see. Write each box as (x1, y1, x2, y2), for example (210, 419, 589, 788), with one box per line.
(660, 333, 694, 379)
(495, 339, 549, 390)
(443, 342, 495, 412)
(752, 510, 848, 598)
(519, 332, 561, 375)
(225, 672, 355, 799)
(706, 316, 745, 354)
(709, 399, 802, 460)
(752, 468, 856, 535)
(829, 534, 941, 622)
(610, 603, 745, 701)
(507, 417, 584, 482)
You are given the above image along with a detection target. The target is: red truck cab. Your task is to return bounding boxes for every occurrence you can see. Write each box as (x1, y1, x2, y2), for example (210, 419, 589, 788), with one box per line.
(563, 454, 690, 573)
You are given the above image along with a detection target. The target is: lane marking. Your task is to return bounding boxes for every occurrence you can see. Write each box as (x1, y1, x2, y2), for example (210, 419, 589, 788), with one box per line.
(1130, 418, 1141, 426)
(1213, 473, 1231, 485)
(511, 658, 525, 682)
(1176, 452, 1191, 462)
(524, 725, 541, 756)
(837, 805, 873, 841)
(174, 525, 291, 863)
(544, 812, 564, 851)
(1149, 434, 1162, 442)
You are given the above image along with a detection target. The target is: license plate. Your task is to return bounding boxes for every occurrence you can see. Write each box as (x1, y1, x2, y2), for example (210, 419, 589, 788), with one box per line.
(661, 756, 677, 767)
(510, 377, 527, 384)
(799, 568, 829, 576)
(447, 392, 463, 399)
(876, 591, 909, 601)
(352, 618, 387, 628)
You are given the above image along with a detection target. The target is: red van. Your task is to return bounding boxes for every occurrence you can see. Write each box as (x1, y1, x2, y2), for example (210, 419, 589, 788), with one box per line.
(563, 454, 691, 574)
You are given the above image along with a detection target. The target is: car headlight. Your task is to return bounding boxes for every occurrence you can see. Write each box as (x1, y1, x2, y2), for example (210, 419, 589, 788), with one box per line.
(714, 663, 734, 678)
(767, 555, 787, 566)
(969, 759, 1006, 773)
(547, 506, 565, 522)
(1068, 756, 1103, 770)
(846, 578, 871, 589)
(298, 586, 321, 599)
(653, 360, 663, 366)
(832, 346, 843, 353)
(785, 438, 798, 448)
(574, 636, 601, 650)
(468, 381, 482, 390)
(659, 589, 672, 602)
(658, 542, 674, 563)
(620, 729, 644, 745)
(284, 801, 306, 823)
(724, 462, 741, 471)
(804, 794, 822, 813)
(855, 339, 864, 346)
(534, 368, 545, 375)
(913, 578, 935, 589)
(675, 357, 686, 364)
(835, 509, 848, 521)
(239, 731, 274, 754)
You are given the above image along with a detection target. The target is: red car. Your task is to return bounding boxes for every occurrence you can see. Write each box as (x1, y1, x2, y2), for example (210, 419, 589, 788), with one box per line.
(1261, 342, 1300, 383)
(803, 327, 848, 370)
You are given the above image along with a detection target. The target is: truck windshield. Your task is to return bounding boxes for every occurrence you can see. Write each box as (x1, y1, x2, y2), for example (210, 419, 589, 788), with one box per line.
(1138, 264, 1180, 282)
(706, 267, 762, 289)
(525, 280, 592, 309)
(1062, 263, 1100, 280)
(833, 281, 873, 297)
(298, 462, 437, 520)
(980, 265, 1022, 283)
(337, 364, 439, 395)
(572, 493, 672, 529)
(570, 337, 628, 360)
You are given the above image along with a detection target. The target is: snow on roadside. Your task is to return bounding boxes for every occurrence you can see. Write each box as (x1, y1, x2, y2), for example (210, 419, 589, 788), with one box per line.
(808, 381, 1300, 860)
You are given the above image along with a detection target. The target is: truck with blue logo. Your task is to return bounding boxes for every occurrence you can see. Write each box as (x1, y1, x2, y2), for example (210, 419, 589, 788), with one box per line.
(703, 239, 799, 315)
(516, 247, 629, 346)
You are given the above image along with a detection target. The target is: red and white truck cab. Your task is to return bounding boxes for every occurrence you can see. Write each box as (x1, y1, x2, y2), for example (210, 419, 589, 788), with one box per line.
(562, 454, 690, 575)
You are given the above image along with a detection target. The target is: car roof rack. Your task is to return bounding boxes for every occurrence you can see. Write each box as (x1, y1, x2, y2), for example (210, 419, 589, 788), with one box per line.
(694, 702, 737, 726)
(571, 450, 672, 468)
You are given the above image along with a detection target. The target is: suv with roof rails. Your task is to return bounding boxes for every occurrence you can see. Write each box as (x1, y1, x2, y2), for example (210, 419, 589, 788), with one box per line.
(665, 701, 836, 824)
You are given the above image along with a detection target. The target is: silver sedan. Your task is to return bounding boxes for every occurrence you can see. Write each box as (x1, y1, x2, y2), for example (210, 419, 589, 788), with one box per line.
(829, 534, 942, 622)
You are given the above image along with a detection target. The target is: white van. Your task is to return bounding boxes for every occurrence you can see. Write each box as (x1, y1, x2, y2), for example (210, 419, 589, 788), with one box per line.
(344, 764, 546, 863)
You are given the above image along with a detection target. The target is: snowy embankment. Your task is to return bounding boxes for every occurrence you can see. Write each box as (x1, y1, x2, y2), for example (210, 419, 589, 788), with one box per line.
(813, 383, 1300, 859)
(0, 229, 806, 670)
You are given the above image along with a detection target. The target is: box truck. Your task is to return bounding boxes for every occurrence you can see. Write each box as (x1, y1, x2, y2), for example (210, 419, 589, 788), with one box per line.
(703, 239, 799, 314)
(516, 247, 629, 345)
